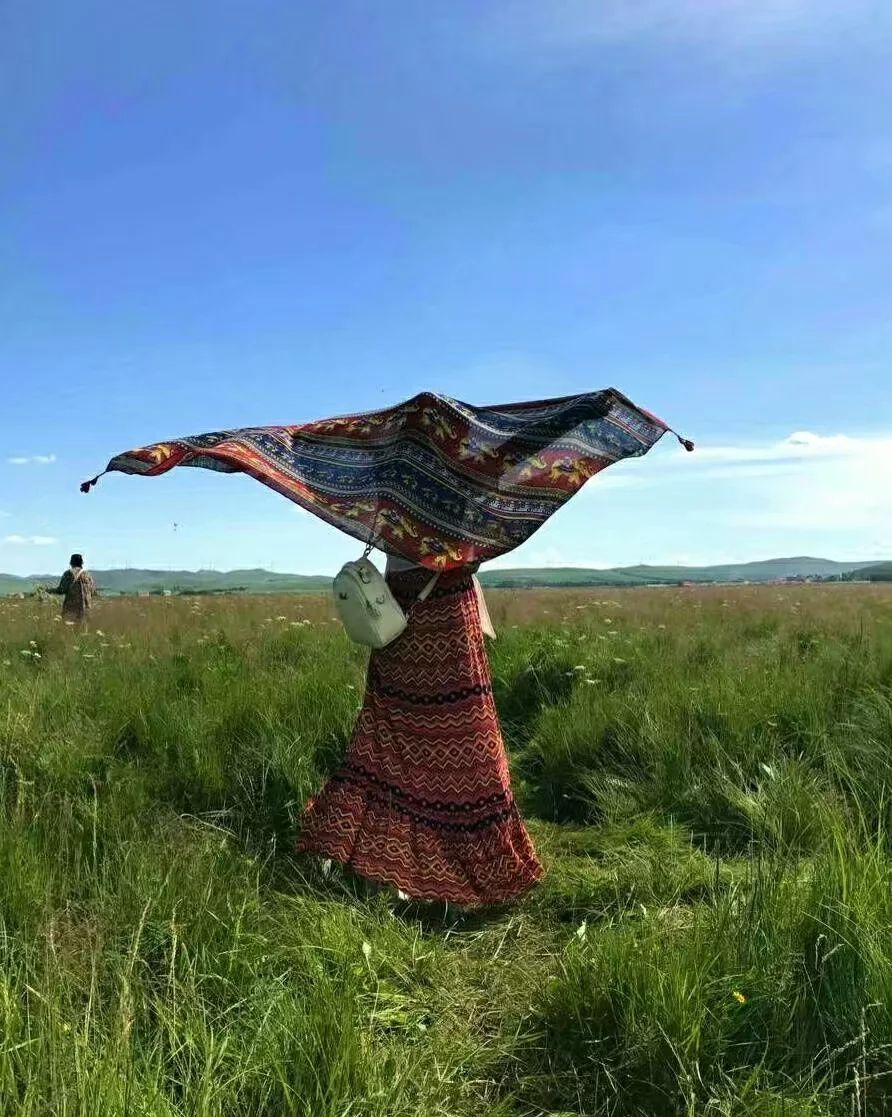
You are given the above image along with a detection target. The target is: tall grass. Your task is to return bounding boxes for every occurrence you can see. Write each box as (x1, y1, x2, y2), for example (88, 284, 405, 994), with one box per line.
(1, 585, 891, 1114)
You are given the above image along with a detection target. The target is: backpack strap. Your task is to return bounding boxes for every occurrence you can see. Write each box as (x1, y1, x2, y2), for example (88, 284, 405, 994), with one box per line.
(401, 569, 440, 625)
(416, 571, 440, 602)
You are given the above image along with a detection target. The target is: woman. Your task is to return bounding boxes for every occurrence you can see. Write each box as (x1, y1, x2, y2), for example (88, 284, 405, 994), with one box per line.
(82, 389, 684, 904)
(44, 553, 96, 623)
(297, 555, 540, 905)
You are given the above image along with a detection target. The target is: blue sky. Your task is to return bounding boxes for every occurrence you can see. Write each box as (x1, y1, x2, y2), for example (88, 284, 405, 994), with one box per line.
(2, 0, 890, 576)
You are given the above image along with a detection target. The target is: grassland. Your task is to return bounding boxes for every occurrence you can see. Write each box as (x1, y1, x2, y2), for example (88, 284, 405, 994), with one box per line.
(2, 585, 892, 1115)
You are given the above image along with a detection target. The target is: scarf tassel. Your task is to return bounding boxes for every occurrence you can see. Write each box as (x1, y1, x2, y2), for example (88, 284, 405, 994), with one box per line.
(80, 471, 106, 494)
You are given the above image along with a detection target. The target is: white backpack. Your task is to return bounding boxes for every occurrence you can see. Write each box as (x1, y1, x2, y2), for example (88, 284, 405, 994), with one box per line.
(332, 552, 438, 649)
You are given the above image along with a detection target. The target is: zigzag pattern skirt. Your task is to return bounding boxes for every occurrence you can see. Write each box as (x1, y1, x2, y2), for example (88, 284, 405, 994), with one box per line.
(297, 567, 543, 905)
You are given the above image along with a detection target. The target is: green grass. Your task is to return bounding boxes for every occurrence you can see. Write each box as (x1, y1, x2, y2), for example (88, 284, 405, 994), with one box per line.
(1, 585, 892, 1115)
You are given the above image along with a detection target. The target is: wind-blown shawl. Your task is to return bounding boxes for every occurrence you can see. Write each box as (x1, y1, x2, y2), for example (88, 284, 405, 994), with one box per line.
(82, 389, 690, 570)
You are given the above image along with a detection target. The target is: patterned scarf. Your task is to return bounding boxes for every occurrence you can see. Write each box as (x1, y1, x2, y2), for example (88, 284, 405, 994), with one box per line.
(82, 389, 691, 570)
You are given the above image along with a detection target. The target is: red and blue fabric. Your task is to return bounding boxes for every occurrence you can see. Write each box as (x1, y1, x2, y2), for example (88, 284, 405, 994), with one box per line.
(82, 389, 681, 570)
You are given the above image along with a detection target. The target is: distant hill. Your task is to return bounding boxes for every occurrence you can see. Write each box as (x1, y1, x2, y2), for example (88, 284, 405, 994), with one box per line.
(2, 557, 888, 596)
(478, 557, 888, 588)
(846, 563, 892, 582)
(0, 568, 331, 596)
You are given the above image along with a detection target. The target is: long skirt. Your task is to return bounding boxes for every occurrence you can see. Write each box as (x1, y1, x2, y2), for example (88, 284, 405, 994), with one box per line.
(297, 567, 543, 905)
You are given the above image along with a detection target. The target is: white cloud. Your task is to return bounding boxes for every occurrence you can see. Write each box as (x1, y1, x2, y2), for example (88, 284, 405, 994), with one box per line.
(6, 454, 57, 466)
(511, 427, 892, 567)
(497, 0, 876, 50)
(662, 430, 889, 531)
(597, 430, 892, 483)
(683, 430, 887, 466)
(488, 0, 884, 83)
(3, 534, 58, 546)
(718, 433, 892, 532)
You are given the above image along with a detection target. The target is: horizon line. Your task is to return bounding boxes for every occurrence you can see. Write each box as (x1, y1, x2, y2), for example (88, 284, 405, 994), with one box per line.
(2, 554, 889, 580)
